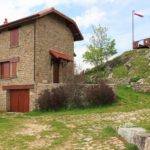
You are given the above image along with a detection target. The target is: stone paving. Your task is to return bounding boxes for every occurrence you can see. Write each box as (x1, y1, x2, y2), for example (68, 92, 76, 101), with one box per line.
(0, 109, 150, 150)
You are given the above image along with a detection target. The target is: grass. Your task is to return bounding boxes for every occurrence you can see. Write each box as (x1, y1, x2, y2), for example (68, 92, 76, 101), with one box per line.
(113, 65, 128, 78)
(137, 119, 150, 133)
(125, 143, 139, 150)
(0, 85, 150, 149)
(101, 126, 117, 139)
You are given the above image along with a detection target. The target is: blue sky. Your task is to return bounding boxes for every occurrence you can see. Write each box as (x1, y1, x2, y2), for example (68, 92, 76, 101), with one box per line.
(0, 0, 150, 70)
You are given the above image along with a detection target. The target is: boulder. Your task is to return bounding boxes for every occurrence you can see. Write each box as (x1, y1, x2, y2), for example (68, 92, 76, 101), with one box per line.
(133, 133, 150, 150)
(108, 73, 113, 79)
(124, 61, 132, 70)
(118, 127, 150, 150)
(137, 79, 146, 84)
(118, 128, 145, 143)
(144, 137, 150, 150)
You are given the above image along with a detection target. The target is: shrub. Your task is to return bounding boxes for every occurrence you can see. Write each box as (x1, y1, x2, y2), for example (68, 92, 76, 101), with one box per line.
(86, 81, 116, 106)
(64, 83, 86, 108)
(38, 87, 67, 111)
(37, 81, 116, 111)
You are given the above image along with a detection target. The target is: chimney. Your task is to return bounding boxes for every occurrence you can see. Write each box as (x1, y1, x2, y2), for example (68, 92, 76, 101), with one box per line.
(4, 18, 8, 24)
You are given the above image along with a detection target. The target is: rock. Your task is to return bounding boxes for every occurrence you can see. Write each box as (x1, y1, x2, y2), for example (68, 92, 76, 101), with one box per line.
(108, 73, 113, 79)
(137, 79, 145, 84)
(118, 127, 150, 150)
(145, 51, 150, 60)
(144, 137, 150, 150)
(105, 66, 112, 72)
(125, 61, 132, 70)
(133, 133, 150, 150)
(118, 128, 145, 143)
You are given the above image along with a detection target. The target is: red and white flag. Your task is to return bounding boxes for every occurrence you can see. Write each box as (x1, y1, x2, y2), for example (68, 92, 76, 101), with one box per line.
(134, 12, 144, 17)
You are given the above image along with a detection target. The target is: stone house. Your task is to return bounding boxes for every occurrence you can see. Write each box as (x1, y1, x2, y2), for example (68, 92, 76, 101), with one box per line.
(0, 8, 83, 112)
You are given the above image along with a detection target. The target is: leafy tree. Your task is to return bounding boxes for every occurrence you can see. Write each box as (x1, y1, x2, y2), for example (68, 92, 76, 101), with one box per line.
(83, 25, 117, 67)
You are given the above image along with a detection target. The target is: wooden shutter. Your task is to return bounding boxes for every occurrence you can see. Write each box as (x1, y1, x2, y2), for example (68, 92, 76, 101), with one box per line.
(12, 62, 17, 77)
(1, 62, 10, 79)
(10, 29, 19, 47)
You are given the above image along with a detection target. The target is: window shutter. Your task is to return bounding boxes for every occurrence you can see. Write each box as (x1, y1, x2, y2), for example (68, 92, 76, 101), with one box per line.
(12, 62, 17, 77)
(10, 29, 19, 47)
(1, 62, 10, 79)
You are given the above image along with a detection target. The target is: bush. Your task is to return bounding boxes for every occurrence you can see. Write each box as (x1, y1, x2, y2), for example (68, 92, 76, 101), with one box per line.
(38, 87, 67, 111)
(86, 81, 116, 106)
(64, 83, 86, 108)
(37, 81, 116, 111)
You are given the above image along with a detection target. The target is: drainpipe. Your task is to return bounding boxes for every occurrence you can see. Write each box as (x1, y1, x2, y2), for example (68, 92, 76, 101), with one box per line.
(34, 22, 36, 82)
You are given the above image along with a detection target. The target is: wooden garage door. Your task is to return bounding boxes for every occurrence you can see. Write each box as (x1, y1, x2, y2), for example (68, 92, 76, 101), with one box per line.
(10, 89, 29, 112)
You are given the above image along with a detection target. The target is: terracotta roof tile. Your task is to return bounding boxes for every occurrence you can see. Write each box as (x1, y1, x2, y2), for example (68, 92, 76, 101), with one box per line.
(49, 50, 73, 62)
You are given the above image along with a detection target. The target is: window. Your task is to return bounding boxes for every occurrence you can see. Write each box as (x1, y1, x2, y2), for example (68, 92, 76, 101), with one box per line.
(0, 59, 18, 79)
(1, 62, 10, 79)
(10, 28, 19, 47)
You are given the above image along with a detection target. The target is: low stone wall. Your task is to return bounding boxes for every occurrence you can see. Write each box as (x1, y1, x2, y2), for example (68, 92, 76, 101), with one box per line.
(131, 83, 150, 93)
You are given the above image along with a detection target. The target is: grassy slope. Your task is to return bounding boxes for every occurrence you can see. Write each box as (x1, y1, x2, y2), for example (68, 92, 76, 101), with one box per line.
(86, 49, 150, 82)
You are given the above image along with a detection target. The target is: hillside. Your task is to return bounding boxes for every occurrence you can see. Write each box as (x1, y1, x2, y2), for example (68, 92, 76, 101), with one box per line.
(85, 48, 150, 84)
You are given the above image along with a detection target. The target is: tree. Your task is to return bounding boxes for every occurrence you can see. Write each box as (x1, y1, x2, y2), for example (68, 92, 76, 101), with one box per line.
(83, 25, 117, 67)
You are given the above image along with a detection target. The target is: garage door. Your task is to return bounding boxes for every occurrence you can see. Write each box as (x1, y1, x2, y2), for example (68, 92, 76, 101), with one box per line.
(10, 89, 29, 112)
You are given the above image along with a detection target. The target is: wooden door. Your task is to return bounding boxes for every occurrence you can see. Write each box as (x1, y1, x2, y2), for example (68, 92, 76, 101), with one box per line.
(10, 90, 29, 112)
(53, 62, 59, 83)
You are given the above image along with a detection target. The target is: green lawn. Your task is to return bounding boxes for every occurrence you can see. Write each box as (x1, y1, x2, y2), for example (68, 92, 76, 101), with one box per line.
(0, 86, 150, 150)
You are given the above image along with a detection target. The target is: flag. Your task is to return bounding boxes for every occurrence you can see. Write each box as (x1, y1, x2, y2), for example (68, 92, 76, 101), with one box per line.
(134, 12, 144, 17)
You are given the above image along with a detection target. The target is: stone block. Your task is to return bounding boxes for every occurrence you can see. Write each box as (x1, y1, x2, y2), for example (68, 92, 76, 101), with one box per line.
(144, 137, 150, 150)
(118, 127, 150, 150)
(133, 133, 150, 150)
(118, 127, 145, 143)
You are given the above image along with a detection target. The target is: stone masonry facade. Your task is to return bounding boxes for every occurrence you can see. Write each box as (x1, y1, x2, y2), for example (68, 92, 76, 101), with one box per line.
(35, 15, 74, 83)
(0, 23, 35, 111)
(0, 8, 83, 112)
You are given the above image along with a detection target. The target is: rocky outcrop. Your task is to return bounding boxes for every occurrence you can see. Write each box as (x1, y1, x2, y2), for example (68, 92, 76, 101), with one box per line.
(131, 79, 150, 92)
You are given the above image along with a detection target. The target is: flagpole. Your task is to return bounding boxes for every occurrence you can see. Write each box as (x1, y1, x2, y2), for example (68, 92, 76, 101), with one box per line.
(132, 10, 135, 49)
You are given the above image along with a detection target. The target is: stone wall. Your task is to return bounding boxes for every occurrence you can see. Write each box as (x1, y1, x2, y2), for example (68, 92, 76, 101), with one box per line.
(0, 23, 35, 85)
(0, 90, 7, 111)
(0, 23, 35, 111)
(131, 83, 150, 93)
(35, 15, 74, 84)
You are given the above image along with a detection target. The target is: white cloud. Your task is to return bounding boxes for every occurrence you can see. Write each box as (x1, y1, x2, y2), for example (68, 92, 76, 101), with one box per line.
(105, 0, 135, 5)
(0, 0, 102, 25)
(74, 7, 106, 29)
